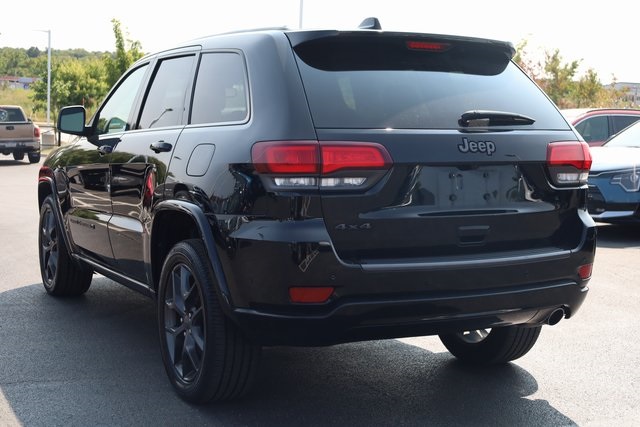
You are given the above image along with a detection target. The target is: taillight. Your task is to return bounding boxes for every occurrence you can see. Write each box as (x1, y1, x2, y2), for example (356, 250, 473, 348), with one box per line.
(34, 126, 41, 138)
(547, 141, 592, 187)
(578, 263, 593, 280)
(251, 141, 392, 191)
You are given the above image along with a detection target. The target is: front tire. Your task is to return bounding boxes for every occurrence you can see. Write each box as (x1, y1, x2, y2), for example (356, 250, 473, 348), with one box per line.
(39, 195, 93, 296)
(439, 325, 542, 365)
(158, 239, 260, 403)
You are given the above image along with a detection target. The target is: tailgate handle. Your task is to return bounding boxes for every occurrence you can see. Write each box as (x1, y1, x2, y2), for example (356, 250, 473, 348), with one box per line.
(458, 225, 490, 246)
(6, 125, 14, 130)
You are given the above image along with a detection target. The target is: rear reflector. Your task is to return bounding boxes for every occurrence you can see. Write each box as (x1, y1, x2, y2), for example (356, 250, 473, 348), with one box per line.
(289, 287, 334, 303)
(578, 263, 593, 280)
(547, 141, 592, 186)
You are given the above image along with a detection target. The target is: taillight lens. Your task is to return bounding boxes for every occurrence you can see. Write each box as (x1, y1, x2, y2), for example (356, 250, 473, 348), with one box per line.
(34, 126, 41, 138)
(251, 141, 392, 191)
(252, 141, 319, 174)
(547, 141, 592, 187)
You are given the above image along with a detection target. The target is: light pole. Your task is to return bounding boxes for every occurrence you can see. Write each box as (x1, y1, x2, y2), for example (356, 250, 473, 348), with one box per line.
(299, 0, 304, 29)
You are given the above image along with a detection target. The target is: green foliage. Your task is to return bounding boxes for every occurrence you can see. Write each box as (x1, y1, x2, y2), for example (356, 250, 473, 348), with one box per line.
(104, 19, 144, 87)
(514, 40, 630, 108)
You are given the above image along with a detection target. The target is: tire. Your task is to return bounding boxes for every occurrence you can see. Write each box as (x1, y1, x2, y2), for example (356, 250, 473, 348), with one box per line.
(28, 152, 41, 163)
(439, 325, 542, 365)
(39, 195, 93, 296)
(13, 152, 24, 161)
(158, 239, 261, 403)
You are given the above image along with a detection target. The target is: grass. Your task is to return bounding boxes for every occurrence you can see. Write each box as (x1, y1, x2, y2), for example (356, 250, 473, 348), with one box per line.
(0, 87, 46, 122)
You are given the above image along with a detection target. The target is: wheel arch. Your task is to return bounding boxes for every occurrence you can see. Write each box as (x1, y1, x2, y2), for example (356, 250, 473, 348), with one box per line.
(151, 200, 233, 311)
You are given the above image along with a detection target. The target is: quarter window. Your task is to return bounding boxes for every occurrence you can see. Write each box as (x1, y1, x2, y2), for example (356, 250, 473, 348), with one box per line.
(190, 52, 249, 125)
(139, 55, 196, 129)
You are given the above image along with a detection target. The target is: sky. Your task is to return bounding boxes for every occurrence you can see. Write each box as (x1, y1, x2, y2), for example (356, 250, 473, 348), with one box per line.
(1, 0, 637, 83)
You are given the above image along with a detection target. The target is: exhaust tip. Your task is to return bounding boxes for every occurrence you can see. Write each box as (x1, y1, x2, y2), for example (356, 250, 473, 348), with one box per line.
(547, 308, 565, 326)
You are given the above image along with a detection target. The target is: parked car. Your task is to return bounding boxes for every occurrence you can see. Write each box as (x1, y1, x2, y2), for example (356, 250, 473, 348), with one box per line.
(0, 105, 41, 163)
(588, 120, 640, 223)
(38, 20, 596, 403)
(561, 108, 640, 146)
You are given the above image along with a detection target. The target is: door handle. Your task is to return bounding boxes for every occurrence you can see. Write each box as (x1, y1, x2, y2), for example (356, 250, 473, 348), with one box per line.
(150, 141, 172, 153)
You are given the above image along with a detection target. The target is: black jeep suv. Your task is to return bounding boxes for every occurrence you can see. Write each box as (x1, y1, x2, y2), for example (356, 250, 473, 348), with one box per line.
(38, 21, 596, 403)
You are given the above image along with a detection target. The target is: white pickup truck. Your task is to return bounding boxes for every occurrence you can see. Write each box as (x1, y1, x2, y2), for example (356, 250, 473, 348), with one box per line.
(0, 105, 41, 163)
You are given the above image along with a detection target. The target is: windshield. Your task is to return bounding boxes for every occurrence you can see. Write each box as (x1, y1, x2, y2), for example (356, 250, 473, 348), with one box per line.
(605, 121, 640, 148)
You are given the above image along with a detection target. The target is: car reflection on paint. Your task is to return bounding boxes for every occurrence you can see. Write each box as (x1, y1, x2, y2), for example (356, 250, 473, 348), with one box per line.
(588, 120, 640, 223)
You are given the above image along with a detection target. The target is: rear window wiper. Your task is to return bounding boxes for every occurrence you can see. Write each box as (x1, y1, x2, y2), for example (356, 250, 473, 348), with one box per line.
(459, 110, 535, 127)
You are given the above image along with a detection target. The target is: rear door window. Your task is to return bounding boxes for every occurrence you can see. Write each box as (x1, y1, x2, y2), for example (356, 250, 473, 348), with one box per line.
(575, 116, 609, 142)
(138, 55, 196, 129)
(292, 35, 569, 130)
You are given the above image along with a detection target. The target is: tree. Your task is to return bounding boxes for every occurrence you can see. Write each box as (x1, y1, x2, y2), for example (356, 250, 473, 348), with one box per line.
(104, 19, 144, 87)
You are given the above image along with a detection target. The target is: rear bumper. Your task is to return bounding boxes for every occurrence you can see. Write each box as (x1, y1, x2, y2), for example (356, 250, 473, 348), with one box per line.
(0, 141, 40, 154)
(233, 280, 588, 346)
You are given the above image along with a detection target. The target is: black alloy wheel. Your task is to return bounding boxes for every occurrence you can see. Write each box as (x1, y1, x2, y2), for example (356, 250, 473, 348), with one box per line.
(39, 195, 92, 296)
(158, 239, 260, 403)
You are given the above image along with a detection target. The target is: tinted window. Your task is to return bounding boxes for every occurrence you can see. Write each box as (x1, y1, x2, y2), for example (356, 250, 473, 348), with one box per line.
(139, 55, 195, 129)
(293, 37, 568, 130)
(575, 116, 609, 142)
(0, 107, 26, 122)
(190, 52, 249, 125)
(96, 65, 148, 135)
(612, 115, 640, 134)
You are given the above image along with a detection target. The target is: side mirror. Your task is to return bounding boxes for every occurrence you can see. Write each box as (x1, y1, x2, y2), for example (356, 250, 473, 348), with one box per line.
(58, 106, 90, 136)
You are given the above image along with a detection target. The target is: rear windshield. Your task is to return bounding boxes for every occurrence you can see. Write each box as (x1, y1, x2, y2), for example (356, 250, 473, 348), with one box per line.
(0, 107, 26, 122)
(293, 35, 569, 130)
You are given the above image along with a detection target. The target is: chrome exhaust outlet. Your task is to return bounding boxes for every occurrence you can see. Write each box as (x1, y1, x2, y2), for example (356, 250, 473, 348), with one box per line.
(547, 308, 565, 326)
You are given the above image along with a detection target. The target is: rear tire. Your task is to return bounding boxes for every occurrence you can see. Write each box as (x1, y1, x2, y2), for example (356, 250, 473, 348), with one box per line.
(28, 152, 41, 163)
(158, 239, 261, 403)
(13, 152, 24, 161)
(439, 325, 542, 364)
(39, 195, 93, 296)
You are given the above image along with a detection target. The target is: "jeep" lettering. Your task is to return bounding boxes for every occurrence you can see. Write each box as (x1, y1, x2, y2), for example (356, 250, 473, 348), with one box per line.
(458, 138, 496, 156)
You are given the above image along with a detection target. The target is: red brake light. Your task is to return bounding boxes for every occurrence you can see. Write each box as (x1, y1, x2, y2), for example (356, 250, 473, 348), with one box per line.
(321, 143, 391, 174)
(406, 41, 451, 52)
(547, 141, 592, 186)
(34, 126, 41, 138)
(251, 141, 319, 174)
(547, 141, 592, 170)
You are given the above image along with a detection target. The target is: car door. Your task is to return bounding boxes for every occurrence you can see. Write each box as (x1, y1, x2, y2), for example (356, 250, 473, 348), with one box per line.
(65, 64, 149, 266)
(108, 52, 198, 283)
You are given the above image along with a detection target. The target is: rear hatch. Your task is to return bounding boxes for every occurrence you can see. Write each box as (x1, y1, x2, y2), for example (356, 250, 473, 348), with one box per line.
(285, 31, 590, 266)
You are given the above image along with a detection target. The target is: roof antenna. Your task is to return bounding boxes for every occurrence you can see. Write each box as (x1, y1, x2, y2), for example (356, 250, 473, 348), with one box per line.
(358, 17, 382, 30)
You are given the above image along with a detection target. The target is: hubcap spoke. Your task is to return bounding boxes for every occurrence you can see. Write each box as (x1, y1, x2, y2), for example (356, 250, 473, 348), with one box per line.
(164, 260, 205, 383)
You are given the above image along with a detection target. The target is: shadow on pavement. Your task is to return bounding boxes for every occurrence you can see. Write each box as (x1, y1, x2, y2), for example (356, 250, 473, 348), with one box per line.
(595, 223, 640, 249)
(0, 278, 576, 426)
